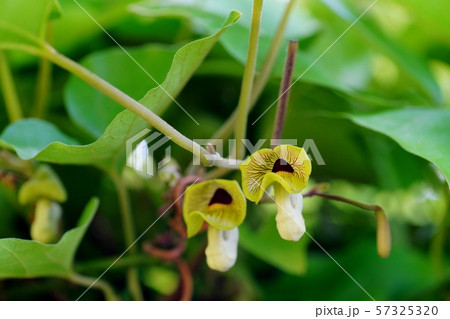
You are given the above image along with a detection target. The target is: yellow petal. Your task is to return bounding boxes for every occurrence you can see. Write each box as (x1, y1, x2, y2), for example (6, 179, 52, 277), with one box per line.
(239, 145, 312, 203)
(183, 179, 246, 237)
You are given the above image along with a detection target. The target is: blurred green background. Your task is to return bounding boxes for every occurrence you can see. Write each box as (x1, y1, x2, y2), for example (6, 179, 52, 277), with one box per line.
(0, 0, 449, 300)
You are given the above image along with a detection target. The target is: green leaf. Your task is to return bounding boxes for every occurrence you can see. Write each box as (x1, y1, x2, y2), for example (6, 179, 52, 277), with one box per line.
(0, 119, 78, 160)
(142, 266, 179, 295)
(0, 0, 56, 48)
(404, 0, 450, 46)
(131, 0, 347, 90)
(0, 11, 241, 171)
(65, 45, 176, 138)
(239, 205, 309, 276)
(346, 108, 450, 183)
(0, 197, 99, 279)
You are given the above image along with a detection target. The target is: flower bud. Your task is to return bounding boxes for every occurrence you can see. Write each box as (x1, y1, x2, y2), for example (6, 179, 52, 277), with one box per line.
(19, 165, 67, 205)
(375, 208, 391, 258)
(158, 160, 181, 187)
(31, 199, 62, 244)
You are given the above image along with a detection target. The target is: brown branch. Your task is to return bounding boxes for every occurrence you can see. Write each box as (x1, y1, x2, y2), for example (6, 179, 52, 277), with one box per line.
(305, 188, 391, 258)
(175, 258, 193, 301)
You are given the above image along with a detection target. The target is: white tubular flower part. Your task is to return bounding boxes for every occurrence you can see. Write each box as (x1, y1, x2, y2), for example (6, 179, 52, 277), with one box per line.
(31, 199, 62, 244)
(205, 226, 239, 272)
(274, 184, 305, 241)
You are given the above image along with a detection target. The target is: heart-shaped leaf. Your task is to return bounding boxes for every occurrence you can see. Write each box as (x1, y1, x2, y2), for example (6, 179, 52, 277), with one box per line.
(346, 108, 450, 183)
(0, 11, 241, 172)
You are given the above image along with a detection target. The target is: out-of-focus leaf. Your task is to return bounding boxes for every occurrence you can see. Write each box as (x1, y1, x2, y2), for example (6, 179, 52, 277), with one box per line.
(131, 0, 351, 91)
(65, 45, 175, 138)
(346, 108, 450, 183)
(263, 239, 442, 300)
(0, 197, 98, 279)
(0, 0, 56, 48)
(0, 119, 79, 160)
(372, 0, 450, 49)
(142, 266, 179, 295)
(0, 12, 241, 171)
(52, 0, 129, 54)
(239, 205, 309, 276)
(320, 0, 441, 104)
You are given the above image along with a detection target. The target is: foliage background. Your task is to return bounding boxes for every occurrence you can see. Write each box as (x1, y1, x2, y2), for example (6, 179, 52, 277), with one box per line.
(0, 0, 449, 300)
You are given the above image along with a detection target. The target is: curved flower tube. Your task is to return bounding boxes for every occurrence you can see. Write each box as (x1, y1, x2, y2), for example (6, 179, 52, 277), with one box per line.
(239, 145, 311, 241)
(183, 179, 246, 271)
(18, 165, 67, 205)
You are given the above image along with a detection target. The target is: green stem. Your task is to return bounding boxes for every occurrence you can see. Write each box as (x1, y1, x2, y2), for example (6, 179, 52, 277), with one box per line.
(5, 44, 210, 165)
(234, 0, 264, 160)
(305, 190, 391, 258)
(69, 272, 119, 301)
(33, 24, 52, 118)
(213, 0, 297, 141)
(0, 51, 23, 122)
(110, 172, 143, 301)
(252, 0, 297, 104)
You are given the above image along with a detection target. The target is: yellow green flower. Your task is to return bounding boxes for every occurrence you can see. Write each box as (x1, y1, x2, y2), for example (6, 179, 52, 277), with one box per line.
(18, 165, 67, 205)
(239, 145, 311, 241)
(183, 179, 246, 271)
(18, 165, 66, 243)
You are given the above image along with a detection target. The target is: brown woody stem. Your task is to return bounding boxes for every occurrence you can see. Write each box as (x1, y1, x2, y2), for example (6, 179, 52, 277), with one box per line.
(271, 40, 298, 146)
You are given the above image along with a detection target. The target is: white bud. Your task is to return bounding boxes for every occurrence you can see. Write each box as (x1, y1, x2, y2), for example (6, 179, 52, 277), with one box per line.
(31, 199, 62, 244)
(158, 160, 181, 187)
(274, 185, 305, 241)
(205, 227, 239, 272)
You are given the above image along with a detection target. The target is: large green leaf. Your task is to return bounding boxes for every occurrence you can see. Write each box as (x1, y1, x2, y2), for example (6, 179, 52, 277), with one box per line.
(0, 11, 241, 171)
(239, 205, 309, 276)
(0, 0, 56, 48)
(0, 197, 98, 279)
(346, 108, 450, 183)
